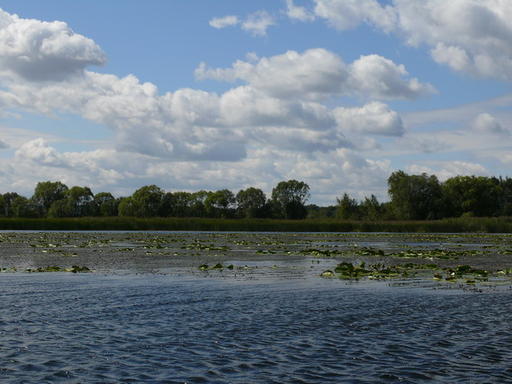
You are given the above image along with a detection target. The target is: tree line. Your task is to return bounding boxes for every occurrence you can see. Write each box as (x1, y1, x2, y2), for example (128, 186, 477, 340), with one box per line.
(335, 171, 512, 220)
(2, 171, 512, 221)
(0, 180, 311, 220)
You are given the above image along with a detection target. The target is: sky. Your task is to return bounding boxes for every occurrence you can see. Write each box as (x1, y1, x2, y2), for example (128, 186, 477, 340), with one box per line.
(0, 0, 511, 205)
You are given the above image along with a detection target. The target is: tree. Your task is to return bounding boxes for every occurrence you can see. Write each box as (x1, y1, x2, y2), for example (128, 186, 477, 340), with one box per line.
(48, 199, 72, 218)
(66, 186, 95, 217)
(336, 193, 360, 220)
(171, 192, 193, 217)
(271, 180, 310, 219)
(32, 181, 68, 215)
(205, 189, 236, 218)
(236, 187, 267, 218)
(94, 192, 119, 216)
(1, 192, 22, 217)
(499, 177, 512, 216)
(130, 185, 165, 217)
(443, 176, 502, 217)
(118, 197, 135, 217)
(360, 195, 382, 221)
(388, 171, 443, 220)
(189, 190, 210, 217)
(159, 192, 175, 217)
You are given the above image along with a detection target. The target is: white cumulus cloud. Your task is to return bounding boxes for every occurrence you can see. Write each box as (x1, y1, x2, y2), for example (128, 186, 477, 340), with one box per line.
(209, 15, 239, 29)
(241, 11, 275, 36)
(0, 9, 105, 81)
(0, 7, 419, 203)
(286, 0, 316, 22)
(472, 113, 508, 135)
(313, 0, 397, 32)
(196, 48, 434, 101)
(294, 0, 512, 80)
(334, 102, 404, 136)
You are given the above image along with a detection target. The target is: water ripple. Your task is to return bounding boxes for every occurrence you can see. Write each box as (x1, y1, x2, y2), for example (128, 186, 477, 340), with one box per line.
(0, 275, 511, 383)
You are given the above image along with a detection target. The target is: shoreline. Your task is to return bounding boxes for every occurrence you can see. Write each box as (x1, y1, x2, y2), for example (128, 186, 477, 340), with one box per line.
(1, 216, 512, 233)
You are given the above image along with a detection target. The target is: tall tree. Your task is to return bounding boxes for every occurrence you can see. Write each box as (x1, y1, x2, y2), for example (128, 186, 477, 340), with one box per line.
(443, 176, 502, 217)
(131, 185, 165, 217)
(336, 193, 360, 220)
(360, 195, 382, 220)
(94, 192, 119, 216)
(388, 171, 443, 220)
(271, 180, 310, 219)
(32, 181, 68, 215)
(171, 192, 193, 217)
(236, 187, 267, 218)
(66, 186, 95, 217)
(205, 189, 235, 218)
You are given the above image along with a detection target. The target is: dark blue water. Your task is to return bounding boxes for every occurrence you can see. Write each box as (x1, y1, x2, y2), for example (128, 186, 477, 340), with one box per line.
(1, 275, 512, 383)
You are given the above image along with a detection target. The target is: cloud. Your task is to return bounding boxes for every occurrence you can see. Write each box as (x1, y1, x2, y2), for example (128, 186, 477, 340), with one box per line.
(406, 161, 489, 182)
(313, 0, 397, 32)
(349, 54, 436, 99)
(0, 8, 416, 203)
(196, 48, 434, 100)
(286, 0, 315, 22)
(5, 138, 390, 204)
(197, 48, 347, 100)
(334, 102, 404, 136)
(296, 0, 512, 80)
(0, 9, 105, 81)
(472, 113, 508, 135)
(0, 37, 412, 163)
(15, 138, 65, 167)
(393, 0, 512, 79)
(0, 139, 8, 149)
(209, 15, 239, 29)
(241, 11, 275, 36)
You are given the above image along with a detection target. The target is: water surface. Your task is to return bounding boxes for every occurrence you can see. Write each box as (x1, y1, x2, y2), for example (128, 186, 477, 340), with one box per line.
(1, 274, 511, 383)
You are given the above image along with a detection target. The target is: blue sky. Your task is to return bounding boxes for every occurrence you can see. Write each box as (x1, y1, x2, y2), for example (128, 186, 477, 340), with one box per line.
(0, 0, 511, 204)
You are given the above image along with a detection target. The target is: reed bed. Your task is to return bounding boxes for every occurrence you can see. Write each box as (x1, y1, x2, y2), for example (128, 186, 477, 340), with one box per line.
(0, 216, 511, 232)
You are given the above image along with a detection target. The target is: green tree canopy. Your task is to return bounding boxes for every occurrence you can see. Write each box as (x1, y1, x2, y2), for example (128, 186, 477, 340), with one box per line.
(94, 192, 119, 216)
(336, 193, 360, 220)
(68, 186, 95, 216)
(388, 171, 443, 220)
(236, 187, 267, 218)
(443, 176, 502, 217)
(205, 189, 235, 218)
(271, 180, 310, 219)
(32, 181, 68, 213)
(130, 185, 165, 217)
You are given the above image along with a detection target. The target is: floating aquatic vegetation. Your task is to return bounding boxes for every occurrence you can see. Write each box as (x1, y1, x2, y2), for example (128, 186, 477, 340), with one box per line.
(198, 263, 235, 271)
(300, 248, 343, 257)
(182, 242, 230, 252)
(354, 247, 385, 256)
(320, 270, 335, 278)
(27, 266, 63, 273)
(26, 265, 91, 273)
(334, 262, 371, 279)
(325, 261, 494, 283)
(386, 248, 478, 260)
(256, 249, 276, 255)
(68, 265, 91, 273)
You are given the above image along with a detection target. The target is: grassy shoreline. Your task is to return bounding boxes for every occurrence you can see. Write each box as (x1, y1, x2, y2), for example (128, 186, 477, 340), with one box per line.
(0, 216, 512, 232)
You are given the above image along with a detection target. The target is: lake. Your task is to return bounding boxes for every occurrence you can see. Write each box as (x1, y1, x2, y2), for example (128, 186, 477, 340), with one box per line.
(1, 273, 512, 383)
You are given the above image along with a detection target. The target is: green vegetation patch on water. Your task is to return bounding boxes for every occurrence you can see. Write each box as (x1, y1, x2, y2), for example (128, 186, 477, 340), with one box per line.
(26, 265, 92, 273)
(322, 261, 499, 285)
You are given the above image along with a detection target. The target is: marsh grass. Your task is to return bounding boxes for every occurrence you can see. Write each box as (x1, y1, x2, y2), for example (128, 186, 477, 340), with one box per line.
(0, 216, 512, 232)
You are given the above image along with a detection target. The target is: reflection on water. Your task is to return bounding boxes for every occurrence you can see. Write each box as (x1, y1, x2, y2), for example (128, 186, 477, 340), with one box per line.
(1, 274, 512, 383)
